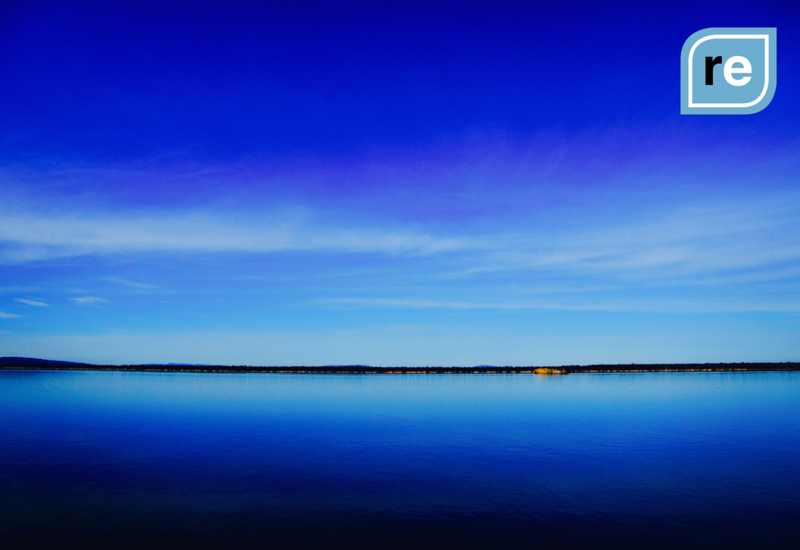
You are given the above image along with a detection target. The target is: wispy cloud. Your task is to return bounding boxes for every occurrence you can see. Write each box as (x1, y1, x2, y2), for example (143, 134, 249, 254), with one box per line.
(0, 312, 20, 318)
(1, 192, 800, 287)
(103, 278, 156, 289)
(0, 210, 471, 263)
(450, 199, 800, 283)
(71, 296, 107, 305)
(13, 298, 48, 307)
(320, 296, 800, 314)
(321, 298, 529, 310)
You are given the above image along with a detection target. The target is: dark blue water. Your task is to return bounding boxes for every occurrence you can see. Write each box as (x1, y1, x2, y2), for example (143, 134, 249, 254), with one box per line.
(1, 371, 799, 549)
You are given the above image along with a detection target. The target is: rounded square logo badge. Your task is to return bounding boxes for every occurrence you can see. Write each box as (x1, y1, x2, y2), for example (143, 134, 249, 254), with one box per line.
(681, 28, 776, 115)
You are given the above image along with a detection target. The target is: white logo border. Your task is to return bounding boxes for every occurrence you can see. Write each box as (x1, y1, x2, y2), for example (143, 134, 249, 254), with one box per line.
(687, 35, 770, 109)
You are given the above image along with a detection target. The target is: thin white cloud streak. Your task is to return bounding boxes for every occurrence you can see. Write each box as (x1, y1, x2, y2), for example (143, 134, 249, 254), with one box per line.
(320, 297, 800, 314)
(13, 298, 48, 307)
(0, 211, 472, 262)
(321, 298, 533, 310)
(71, 296, 106, 304)
(0, 312, 20, 318)
(1, 193, 800, 284)
(103, 278, 156, 289)
(449, 201, 800, 282)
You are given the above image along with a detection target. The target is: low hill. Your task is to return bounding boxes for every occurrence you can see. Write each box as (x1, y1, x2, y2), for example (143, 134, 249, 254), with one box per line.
(0, 357, 93, 366)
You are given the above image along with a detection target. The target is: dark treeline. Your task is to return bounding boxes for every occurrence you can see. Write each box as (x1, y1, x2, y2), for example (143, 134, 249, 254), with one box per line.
(1, 358, 800, 374)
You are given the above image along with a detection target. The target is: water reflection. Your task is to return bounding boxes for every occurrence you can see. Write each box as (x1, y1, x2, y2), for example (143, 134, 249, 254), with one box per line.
(1, 371, 799, 548)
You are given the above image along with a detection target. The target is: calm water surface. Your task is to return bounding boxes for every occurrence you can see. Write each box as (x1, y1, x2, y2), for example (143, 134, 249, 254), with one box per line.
(1, 371, 799, 549)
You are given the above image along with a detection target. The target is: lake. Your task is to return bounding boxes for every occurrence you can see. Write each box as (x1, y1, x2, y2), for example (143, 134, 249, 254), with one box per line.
(1, 370, 799, 548)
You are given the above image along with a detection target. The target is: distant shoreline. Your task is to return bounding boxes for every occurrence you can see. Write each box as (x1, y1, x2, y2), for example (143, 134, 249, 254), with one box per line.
(1, 359, 799, 375)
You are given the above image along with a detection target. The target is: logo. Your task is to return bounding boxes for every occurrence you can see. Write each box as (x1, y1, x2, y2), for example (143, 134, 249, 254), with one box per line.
(681, 28, 776, 115)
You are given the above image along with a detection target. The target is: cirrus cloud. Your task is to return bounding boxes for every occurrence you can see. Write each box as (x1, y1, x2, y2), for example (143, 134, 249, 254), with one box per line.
(71, 296, 107, 305)
(0, 191, 799, 288)
(13, 298, 48, 307)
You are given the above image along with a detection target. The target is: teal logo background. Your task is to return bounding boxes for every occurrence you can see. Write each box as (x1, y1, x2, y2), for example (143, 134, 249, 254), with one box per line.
(681, 28, 776, 115)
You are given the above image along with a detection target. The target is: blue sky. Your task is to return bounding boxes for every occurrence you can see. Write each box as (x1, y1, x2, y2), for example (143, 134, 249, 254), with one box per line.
(1, 1, 800, 365)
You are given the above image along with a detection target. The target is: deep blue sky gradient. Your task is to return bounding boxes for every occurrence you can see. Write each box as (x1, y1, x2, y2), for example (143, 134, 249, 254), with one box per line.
(1, 1, 799, 364)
